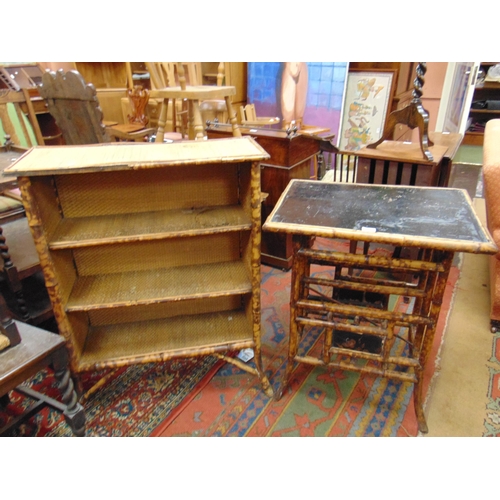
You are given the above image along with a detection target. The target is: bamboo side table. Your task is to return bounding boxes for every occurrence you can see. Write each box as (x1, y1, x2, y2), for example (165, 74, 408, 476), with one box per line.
(263, 180, 497, 433)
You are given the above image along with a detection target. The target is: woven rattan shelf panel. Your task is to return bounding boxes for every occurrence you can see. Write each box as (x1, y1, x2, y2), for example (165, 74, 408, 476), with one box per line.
(6, 137, 274, 398)
(78, 310, 253, 370)
(66, 261, 252, 311)
(49, 205, 251, 249)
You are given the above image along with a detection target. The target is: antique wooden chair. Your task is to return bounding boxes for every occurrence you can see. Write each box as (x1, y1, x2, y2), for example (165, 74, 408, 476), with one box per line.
(38, 70, 156, 145)
(0, 113, 52, 326)
(0, 91, 41, 148)
(0, 215, 52, 325)
(145, 62, 187, 140)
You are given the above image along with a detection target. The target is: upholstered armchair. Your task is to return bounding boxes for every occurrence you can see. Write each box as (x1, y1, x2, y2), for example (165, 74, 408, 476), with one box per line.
(483, 119, 500, 332)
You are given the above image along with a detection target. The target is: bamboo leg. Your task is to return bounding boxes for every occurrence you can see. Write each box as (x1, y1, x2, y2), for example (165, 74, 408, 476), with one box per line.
(323, 321, 334, 364)
(413, 250, 453, 433)
(276, 235, 311, 400)
(249, 160, 273, 398)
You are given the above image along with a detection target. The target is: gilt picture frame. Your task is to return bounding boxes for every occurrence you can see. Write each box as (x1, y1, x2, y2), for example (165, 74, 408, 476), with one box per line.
(339, 69, 397, 152)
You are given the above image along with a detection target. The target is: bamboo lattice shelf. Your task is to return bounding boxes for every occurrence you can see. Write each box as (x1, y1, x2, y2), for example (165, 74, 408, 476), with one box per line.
(5, 137, 273, 398)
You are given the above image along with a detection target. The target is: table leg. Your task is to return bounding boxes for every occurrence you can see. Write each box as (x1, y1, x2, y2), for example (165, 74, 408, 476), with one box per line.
(276, 235, 312, 400)
(413, 250, 453, 434)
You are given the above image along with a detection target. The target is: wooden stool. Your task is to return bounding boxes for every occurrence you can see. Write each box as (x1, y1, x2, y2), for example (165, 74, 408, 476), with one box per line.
(151, 63, 241, 142)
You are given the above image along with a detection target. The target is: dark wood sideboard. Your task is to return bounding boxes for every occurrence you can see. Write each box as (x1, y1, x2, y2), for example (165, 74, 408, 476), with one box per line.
(207, 124, 321, 269)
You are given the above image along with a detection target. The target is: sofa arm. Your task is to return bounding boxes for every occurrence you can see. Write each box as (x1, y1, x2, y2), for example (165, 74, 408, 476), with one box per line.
(483, 119, 500, 233)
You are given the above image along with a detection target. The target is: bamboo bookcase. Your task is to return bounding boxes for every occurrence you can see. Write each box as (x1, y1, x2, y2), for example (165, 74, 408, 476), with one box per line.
(5, 137, 273, 398)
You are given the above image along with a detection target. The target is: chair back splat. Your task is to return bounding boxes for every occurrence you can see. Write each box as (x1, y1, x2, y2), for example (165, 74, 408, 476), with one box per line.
(39, 70, 155, 144)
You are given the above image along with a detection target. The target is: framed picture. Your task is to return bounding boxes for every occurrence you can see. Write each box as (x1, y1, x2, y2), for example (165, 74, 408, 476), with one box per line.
(338, 69, 396, 152)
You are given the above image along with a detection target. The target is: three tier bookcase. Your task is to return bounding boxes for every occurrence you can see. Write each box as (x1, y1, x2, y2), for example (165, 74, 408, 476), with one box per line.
(5, 137, 273, 398)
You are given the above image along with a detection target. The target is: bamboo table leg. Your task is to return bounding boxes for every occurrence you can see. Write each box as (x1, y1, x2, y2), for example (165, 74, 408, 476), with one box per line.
(412, 250, 454, 433)
(276, 234, 312, 400)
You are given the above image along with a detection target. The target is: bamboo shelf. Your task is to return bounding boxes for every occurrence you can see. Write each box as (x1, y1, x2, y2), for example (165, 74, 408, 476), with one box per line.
(5, 137, 273, 398)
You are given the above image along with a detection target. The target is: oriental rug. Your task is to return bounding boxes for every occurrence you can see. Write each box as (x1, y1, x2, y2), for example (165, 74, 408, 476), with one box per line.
(483, 332, 500, 436)
(0, 356, 224, 437)
(154, 239, 460, 437)
(1, 239, 459, 438)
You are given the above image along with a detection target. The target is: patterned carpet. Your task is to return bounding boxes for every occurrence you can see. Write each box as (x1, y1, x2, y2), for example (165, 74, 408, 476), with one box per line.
(0, 356, 223, 437)
(483, 333, 500, 436)
(1, 239, 459, 437)
(155, 241, 460, 437)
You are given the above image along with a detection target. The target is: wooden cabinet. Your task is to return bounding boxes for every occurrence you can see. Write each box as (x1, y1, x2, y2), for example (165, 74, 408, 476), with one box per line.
(207, 125, 320, 269)
(6, 137, 273, 397)
(464, 62, 500, 145)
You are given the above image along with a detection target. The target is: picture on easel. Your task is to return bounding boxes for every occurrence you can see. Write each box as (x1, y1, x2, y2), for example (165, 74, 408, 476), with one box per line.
(338, 69, 396, 152)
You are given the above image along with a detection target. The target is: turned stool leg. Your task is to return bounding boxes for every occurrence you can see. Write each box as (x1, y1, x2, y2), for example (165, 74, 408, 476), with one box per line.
(191, 100, 205, 140)
(225, 97, 241, 138)
(154, 99, 169, 143)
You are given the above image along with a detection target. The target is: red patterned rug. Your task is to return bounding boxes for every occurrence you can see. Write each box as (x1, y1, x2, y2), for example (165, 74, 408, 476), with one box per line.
(484, 333, 500, 436)
(0, 356, 224, 437)
(154, 240, 460, 437)
(1, 239, 459, 437)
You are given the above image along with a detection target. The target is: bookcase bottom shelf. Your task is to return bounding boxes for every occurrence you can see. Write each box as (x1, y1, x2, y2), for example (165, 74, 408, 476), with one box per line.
(76, 309, 255, 371)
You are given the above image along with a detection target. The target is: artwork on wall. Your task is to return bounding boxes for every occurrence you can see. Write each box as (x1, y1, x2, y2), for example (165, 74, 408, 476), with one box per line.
(247, 62, 348, 145)
(338, 69, 396, 152)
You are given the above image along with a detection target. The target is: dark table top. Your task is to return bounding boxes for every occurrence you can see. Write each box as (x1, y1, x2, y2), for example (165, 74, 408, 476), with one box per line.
(263, 180, 498, 254)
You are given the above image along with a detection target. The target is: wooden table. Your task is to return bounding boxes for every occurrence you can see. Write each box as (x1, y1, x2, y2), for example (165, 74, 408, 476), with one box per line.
(150, 85, 242, 141)
(263, 180, 497, 433)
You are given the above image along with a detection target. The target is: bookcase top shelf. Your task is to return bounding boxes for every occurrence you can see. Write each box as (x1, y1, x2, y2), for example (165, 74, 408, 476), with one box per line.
(4, 137, 270, 177)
